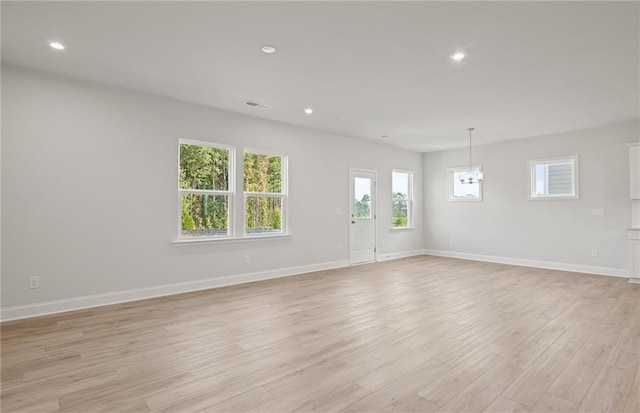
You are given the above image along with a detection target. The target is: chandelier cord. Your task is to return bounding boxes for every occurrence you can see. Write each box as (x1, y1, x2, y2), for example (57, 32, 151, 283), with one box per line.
(460, 127, 481, 185)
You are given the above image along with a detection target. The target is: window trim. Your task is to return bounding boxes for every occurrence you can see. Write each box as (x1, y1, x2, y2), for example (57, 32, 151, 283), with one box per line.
(528, 155, 579, 200)
(173, 233, 292, 245)
(243, 148, 289, 236)
(447, 165, 483, 202)
(391, 169, 413, 228)
(178, 139, 235, 240)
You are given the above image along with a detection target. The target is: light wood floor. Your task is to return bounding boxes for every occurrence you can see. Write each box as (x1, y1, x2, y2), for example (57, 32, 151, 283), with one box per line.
(2, 256, 640, 413)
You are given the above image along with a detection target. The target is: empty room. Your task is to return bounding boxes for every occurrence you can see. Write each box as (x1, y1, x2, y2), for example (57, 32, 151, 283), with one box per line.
(1, 1, 639, 412)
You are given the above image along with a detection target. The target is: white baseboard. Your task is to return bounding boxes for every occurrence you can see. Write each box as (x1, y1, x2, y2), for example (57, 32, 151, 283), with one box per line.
(423, 249, 629, 278)
(0, 259, 350, 322)
(377, 249, 425, 262)
(3, 250, 631, 322)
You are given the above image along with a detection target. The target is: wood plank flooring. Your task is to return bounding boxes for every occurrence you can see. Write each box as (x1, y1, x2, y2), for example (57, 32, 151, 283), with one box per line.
(2, 255, 640, 412)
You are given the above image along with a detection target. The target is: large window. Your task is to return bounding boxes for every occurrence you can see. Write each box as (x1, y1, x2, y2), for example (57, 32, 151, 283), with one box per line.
(178, 141, 288, 241)
(244, 149, 287, 235)
(179, 140, 234, 239)
(392, 170, 413, 228)
(528, 156, 578, 199)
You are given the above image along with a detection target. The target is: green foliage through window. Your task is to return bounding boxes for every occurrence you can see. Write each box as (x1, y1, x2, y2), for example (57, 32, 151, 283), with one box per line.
(355, 194, 371, 218)
(244, 153, 282, 193)
(179, 142, 231, 238)
(178, 142, 287, 239)
(180, 143, 229, 190)
(244, 152, 284, 234)
(392, 193, 408, 227)
(246, 196, 282, 233)
(392, 170, 411, 227)
(181, 194, 229, 237)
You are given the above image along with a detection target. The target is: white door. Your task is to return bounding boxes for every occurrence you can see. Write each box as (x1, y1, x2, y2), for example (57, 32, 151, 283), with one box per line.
(349, 168, 376, 264)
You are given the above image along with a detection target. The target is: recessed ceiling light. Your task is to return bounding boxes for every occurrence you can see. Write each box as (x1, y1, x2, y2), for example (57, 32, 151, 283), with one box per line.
(304, 108, 313, 115)
(261, 45, 276, 54)
(450, 52, 465, 61)
(49, 41, 65, 50)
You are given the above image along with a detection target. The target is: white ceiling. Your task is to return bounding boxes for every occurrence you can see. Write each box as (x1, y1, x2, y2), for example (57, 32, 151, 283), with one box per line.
(2, 1, 638, 152)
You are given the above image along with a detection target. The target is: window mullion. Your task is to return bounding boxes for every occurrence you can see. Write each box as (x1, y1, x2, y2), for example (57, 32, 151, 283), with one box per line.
(179, 189, 231, 196)
(544, 164, 550, 195)
(243, 191, 284, 197)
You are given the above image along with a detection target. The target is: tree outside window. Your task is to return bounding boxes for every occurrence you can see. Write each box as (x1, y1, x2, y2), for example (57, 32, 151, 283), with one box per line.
(179, 141, 233, 238)
(392, 170, 412, 227)
(244, 151, 287, 234)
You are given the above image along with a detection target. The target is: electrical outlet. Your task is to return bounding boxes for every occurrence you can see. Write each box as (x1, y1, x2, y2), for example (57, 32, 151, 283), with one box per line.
(591, 250, 599, 257)
(381, 241, 385, 247)
(243, 255, 249, 264)
(449, 238, 454, 245)
(335, 208, 342, 215)
(29, 276, 39, 289)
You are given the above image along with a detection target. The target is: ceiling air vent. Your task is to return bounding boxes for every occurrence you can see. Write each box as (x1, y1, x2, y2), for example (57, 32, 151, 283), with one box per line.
(245, 100, 271, 110)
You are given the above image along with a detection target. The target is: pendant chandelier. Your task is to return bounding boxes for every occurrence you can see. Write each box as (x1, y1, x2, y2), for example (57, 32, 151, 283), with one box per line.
(459, 127, 483, 185)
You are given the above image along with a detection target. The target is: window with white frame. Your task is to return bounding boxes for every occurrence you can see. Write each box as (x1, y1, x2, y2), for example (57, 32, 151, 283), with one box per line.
(179, 140, 234, 239)
(392, 170, 413, 228)
(448, 165, 483, 201)
(528, 156, 578, 199)
(244, 149, 287, 234)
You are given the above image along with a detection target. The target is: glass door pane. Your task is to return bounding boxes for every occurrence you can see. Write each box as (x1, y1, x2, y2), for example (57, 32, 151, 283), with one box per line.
(354, 177, 372, 218)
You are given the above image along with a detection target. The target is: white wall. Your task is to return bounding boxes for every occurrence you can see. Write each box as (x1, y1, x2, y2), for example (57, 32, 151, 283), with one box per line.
(423, 121, 639, 275)
(1, 65, 424, 316)
(4, 63, 635, 321)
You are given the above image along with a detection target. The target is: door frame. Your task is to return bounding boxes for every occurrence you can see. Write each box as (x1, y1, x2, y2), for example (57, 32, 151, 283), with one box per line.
(349, 167, 377, 265)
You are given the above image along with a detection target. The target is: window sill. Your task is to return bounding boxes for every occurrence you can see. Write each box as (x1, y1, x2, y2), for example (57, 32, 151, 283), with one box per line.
(390, 226, 416, 231)
(447, 198, 482, 202)
(528, 196, 579, 201)
(173, 233, 292, 246)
